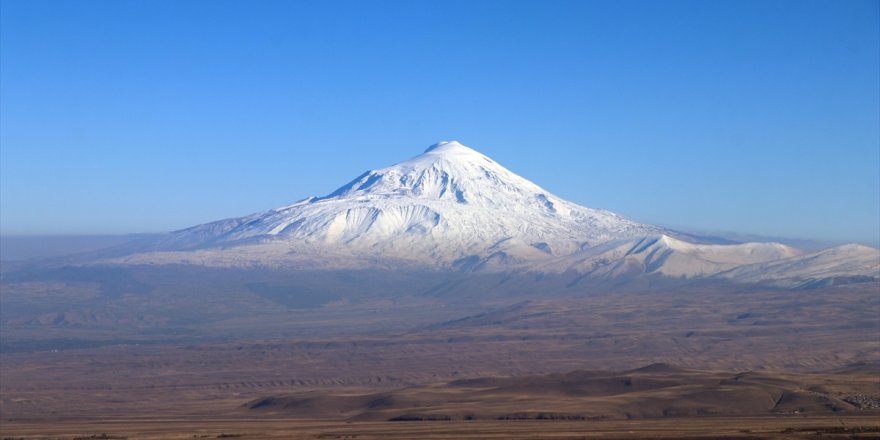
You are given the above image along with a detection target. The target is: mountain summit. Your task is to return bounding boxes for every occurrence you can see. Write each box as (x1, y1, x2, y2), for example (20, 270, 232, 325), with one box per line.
(108, 141, 877, 286)
(140, 140, 665, 267)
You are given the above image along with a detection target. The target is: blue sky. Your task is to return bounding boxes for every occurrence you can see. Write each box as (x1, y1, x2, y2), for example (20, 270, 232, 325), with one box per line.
(1, 0, 878, 245)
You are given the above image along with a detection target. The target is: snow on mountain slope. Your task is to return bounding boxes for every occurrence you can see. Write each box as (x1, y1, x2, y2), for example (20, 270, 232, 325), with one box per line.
(716, 244, 880, 288)
(113, 141, 665, 268)
(104, 140, 879, 287)
(537, 234, 800, 278)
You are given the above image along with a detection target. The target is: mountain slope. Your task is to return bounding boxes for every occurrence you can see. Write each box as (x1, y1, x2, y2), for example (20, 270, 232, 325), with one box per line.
(717, 244, 880, 288)
(111, 141, 666, 268)
(101, 141, 879, 287)
(540, 235, 800, 278)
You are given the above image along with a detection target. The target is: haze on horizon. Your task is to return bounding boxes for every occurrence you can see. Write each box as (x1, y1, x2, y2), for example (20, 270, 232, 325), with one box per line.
(1, 0, 878, 246)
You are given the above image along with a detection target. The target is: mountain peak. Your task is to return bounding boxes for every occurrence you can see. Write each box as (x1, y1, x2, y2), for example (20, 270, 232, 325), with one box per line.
(401, 141, 497, 172)
(324, 140, 535, 205)
(420, 141, 490, 162)
(140, 140, 665, 269)
(424, 140, 470, 153)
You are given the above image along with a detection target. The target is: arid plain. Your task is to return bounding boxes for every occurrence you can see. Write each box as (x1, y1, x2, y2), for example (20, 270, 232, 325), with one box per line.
(1, 271, 878, 439)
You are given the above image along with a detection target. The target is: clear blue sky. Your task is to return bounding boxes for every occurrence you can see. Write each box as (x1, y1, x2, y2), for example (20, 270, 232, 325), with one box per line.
(1, 0, 878, 245)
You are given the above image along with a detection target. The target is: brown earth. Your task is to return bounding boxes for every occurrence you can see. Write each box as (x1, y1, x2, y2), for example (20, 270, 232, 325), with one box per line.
(1, 417, 880, 440)
(244, 364, 880, 421)
(1, 283, 878, 437)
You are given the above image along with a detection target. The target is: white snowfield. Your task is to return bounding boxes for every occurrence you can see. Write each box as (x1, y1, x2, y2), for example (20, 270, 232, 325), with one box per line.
(716, 243, 880, 288)
(538, 235, 801, 279)
(108, 141, 879, 286)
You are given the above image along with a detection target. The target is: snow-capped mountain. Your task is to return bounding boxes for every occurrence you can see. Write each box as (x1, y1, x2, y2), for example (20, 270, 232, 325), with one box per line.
(115, 141, 666, 267)
(106, 141, 879, 287)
